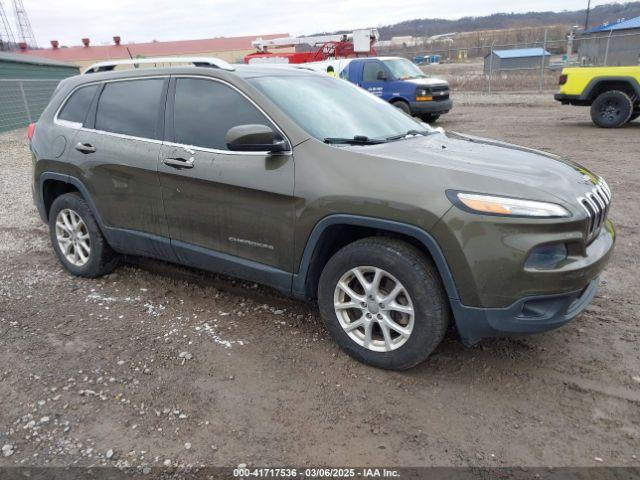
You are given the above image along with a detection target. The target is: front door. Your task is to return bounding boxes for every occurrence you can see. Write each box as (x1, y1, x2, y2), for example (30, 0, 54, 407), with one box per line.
(361, 60, 388, 99)
(158, 76, 295, 287)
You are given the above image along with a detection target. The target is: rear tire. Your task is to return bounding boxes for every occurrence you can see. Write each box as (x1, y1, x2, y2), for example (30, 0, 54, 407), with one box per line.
(391, 100, 412, 116)
(49, 193, 119, 278)
(590, 90, 633, 128)
(318, 238, 450, 370)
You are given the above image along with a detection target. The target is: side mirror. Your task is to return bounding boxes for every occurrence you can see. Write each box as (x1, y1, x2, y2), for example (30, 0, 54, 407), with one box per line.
(376, 70, 387, 81)
(225, 124, 287, 153)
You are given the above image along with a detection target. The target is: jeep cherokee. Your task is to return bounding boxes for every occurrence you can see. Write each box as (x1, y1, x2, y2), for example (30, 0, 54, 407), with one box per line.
(30, 58, 615, 370)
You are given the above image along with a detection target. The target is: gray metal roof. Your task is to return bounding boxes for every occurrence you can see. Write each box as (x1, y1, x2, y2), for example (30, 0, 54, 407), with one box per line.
(0, 51, 79, 68)
(491, 48, 551, 59)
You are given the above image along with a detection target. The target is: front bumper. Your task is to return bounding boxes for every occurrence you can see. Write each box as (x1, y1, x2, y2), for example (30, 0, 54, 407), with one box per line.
(410, 99, 453, 115)
(452, 276, 600, 346)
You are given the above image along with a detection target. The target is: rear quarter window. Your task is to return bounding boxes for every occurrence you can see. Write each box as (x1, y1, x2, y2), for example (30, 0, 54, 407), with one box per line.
(57, 84, 99, 125)
(95, 78, 165, 139)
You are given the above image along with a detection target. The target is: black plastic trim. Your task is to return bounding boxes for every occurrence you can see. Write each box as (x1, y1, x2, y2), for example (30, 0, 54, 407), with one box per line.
(582, 76, 640, 100)
(292, 214, 461, 302)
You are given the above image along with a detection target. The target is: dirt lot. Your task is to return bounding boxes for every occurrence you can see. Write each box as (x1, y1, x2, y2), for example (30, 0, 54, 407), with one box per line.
(1, 94, 639, 471)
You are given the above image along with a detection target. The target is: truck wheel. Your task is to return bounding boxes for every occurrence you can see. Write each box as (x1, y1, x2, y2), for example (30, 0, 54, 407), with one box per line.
(391, 100, 412, 116)
(420, 114, 440, 123)
(49, 192, 119, 278)
(318, 238, 450, 370)
(590, 90, 633, 128)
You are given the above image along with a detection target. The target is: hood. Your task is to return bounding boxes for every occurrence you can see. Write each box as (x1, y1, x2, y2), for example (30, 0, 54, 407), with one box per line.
(345, 131, 599, 205)
(404, 77, 449, 87)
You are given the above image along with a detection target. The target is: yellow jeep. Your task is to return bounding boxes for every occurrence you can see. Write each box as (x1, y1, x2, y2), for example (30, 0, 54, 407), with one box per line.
(555, 66, 640, 128)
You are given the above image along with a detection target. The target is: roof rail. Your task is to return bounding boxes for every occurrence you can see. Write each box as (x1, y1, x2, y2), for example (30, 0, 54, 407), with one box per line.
(82, 56, 235, 74)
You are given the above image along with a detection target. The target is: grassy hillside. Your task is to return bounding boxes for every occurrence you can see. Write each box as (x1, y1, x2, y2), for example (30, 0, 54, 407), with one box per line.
(374, 2, 640, 39)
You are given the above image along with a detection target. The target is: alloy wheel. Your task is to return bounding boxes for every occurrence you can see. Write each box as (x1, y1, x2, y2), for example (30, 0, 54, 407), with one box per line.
(333, 266, 415, 352)
(55, 208, 91, 267)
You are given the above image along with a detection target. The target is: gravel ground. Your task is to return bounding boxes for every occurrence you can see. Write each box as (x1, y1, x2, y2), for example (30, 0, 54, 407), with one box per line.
(0, 93, 639, 470)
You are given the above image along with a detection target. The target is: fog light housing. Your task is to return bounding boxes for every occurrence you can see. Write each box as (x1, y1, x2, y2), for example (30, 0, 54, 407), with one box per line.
(525, 243, 568, 269)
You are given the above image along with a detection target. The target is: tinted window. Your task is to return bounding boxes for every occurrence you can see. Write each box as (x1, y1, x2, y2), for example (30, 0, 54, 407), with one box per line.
(173, 78, 275, 150)
(58, 84, 98, 124)
(362, 62, 384, 82)
(95, 79, 164, 139)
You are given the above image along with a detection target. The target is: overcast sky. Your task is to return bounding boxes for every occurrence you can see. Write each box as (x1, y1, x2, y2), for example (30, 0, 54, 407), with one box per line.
(7, 0, 617, 47)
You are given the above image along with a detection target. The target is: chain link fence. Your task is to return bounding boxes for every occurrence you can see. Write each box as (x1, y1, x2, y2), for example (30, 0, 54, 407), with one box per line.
(0, 79, 61, 133)
(378, 29, 640, 93)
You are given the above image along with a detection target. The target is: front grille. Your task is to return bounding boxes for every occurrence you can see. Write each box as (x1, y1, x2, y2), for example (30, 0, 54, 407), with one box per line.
(579, 178, 612, 243)
(429, 85, 450, 101)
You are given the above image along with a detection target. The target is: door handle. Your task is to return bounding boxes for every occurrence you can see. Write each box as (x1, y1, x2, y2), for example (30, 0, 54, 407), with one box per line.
(163, 157, 194, 169)
(75, 142, 96, 154)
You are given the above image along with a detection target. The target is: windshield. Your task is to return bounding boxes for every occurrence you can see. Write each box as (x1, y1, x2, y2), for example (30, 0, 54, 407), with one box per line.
(382, 58, 426, 80)
(248, 74, 430, 143)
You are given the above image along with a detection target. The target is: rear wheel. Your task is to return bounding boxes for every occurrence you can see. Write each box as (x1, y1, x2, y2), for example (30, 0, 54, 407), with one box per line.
(590, 90, 633, 128)
(49, 193, 118, 277)
(318, 238, 450, 370)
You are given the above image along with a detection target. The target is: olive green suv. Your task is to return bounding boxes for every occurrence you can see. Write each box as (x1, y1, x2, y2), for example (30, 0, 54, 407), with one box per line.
(30, 57, 614, 370)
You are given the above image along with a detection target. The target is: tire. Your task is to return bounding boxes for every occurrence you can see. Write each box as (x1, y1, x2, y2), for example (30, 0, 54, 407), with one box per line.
(49, 192, 118, 278)
(590, 90, 634, 128)
(420, 114, 440, 123)
(318, 237, 450, 370)
(391, 100, 412, 116)
(628, 111, 640, 123)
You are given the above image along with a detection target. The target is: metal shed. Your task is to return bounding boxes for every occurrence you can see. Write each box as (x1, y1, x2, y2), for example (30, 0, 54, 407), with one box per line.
(578, 16, 640, 66)
(0, 52, 79, 132)
(484, 48, 551, 74)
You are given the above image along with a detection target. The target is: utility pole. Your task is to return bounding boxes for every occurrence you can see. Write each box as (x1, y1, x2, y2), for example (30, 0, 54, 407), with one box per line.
(12, 0, 36, 48)
(585, 0, 592, 31)
(0, 0, 16, 51)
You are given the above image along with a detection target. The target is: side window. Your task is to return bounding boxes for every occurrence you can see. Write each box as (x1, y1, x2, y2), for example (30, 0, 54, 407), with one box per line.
(95, 78, 164, 139)
(362, 62, 384, 82)
(173, 77, 277, 150)
(58, 84, 99, 124)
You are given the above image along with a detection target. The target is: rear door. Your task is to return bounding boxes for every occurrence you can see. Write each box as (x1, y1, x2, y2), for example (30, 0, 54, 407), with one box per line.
(158, 76, 295, 282)
(64, 77, 171, 255)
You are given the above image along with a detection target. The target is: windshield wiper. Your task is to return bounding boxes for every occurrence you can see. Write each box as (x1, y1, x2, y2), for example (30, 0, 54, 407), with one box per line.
(386, 129, 429, 141)
(323, 135, 386, 145)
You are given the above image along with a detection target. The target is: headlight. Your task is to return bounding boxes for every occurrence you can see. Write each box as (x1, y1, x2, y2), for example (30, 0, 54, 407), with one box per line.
(449, 192, 571, 218)
(416, 88, 432, 102)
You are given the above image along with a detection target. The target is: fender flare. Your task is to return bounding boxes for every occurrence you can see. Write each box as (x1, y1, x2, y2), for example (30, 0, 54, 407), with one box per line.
(291, 214, 460, 302)
(582, 76, 640, 100)
(39, 172, 107, 227)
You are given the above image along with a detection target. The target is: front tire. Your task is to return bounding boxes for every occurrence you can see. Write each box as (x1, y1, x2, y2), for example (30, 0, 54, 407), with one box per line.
(420, 114, 440, 123)
(590, 90, 634, 128)
(318, 238, 450, 370)
(391, 100, 412, 116)
(49, 193, 118, 278)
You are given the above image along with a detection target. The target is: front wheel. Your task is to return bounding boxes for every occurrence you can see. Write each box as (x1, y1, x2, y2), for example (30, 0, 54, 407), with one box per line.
(391, 100, 412, 116)
(318, 238, 450, 370)
(420, 114, 440, 123)
(590, 90, 633, 128)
